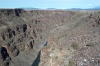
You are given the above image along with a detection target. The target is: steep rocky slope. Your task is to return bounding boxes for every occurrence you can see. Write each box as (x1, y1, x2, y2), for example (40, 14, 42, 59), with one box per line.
(0, 9, 100, 66)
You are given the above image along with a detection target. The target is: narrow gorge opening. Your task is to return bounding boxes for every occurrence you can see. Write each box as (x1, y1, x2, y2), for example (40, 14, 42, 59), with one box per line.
(32, 51, 41, 66)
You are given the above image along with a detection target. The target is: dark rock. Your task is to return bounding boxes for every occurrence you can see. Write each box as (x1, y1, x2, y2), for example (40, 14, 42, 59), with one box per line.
(23, 24, 27, 32)
(1, 47, 9, 61)
(14, 9, 23, 17)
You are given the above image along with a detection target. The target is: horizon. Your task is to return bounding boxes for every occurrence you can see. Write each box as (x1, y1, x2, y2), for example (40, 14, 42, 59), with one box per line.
(0, 0, 100, 9)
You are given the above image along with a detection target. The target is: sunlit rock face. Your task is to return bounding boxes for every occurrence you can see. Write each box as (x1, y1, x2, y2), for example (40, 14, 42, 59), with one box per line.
(0, 9, 100, 66)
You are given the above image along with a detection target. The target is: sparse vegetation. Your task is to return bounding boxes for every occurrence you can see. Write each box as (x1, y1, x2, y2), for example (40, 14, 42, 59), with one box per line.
(68, 60, 75, 66)
(71, 43, 79, 50)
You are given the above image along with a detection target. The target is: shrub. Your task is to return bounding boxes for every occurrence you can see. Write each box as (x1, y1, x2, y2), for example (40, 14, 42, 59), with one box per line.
(71, 43, 79, 50)
(68, 60, 75, 66)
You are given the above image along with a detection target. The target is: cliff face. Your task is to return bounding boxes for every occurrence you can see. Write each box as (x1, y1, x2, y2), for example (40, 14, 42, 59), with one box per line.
(0, 9, 100, 66)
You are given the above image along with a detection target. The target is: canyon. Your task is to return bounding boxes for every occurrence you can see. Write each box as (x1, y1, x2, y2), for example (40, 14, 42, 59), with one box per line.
(0, 9, 100, 66)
